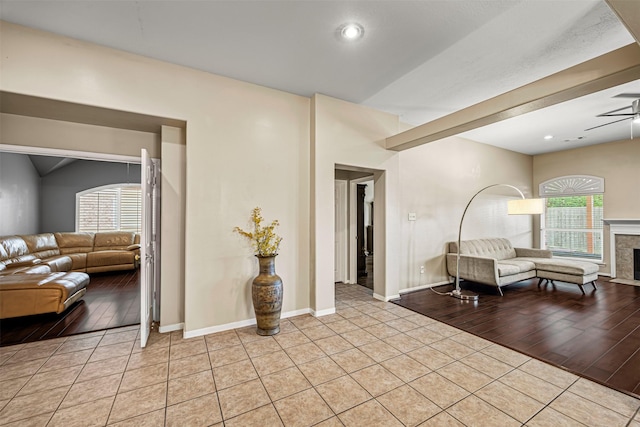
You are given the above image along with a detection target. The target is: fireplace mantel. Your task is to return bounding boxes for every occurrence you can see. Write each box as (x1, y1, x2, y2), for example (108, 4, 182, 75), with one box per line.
(604, 219, 640, 278)
(604, 219, 640, 226)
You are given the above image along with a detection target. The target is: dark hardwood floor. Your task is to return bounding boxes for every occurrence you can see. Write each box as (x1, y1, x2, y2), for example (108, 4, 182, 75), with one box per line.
(393, 277, 640, 398)
(357, 255, 374, 289)
(0, 270, 140, 346)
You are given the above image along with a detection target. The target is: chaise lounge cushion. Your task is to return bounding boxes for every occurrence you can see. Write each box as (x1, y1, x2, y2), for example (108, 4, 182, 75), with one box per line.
(0, 272, 89, 319)
(533, 259, 599, 275)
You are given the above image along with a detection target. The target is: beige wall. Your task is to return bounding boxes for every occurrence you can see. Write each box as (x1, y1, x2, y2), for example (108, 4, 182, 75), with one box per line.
(0, 113, 160, 158)
(1, 22, 311, 335)
(312, 94, 403, 305)
(533, 138, 640, 275)
(160, 126, 186, 329)
(398, 137, 536, 291)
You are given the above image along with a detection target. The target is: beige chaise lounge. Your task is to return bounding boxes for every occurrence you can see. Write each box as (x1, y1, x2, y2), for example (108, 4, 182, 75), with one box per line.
(446, 238, 599, 295)
(0, 272, 90, 319)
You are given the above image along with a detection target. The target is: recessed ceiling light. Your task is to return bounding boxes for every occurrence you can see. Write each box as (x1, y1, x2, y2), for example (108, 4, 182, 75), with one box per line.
(543, 135, 553, 140)
(339, 23, 364, 41)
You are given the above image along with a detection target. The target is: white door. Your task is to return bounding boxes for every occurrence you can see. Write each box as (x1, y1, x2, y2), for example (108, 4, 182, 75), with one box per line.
(140, 149, 155, 347)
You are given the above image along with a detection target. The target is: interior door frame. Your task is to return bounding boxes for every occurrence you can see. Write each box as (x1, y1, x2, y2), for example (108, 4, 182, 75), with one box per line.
(334, 180, 348, 283)
(349, 176, 374, 284)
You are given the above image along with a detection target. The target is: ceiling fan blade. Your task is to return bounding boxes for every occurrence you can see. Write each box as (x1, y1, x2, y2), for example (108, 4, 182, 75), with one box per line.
(599, 113, 635, 117)
(584, 117, 631, 132)
(613, 93, 640, 98)
(598, 105, 631, 116)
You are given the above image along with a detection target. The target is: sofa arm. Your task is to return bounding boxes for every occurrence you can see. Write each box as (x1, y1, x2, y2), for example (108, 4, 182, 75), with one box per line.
(446, 254, 499, 286)
(515, 247, 553, 258)
(5, 258, 42, 269)
(126, 244, 141, 251)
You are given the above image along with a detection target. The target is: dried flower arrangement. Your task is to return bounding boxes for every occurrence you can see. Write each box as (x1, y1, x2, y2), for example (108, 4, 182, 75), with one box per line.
(234, 207, 282, 257)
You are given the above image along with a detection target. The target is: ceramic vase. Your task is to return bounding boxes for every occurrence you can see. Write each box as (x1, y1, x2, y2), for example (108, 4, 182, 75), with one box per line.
(252, 255, 283, 335)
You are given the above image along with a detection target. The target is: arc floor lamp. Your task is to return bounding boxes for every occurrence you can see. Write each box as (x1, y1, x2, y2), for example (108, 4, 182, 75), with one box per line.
(452, 184, 545, 301)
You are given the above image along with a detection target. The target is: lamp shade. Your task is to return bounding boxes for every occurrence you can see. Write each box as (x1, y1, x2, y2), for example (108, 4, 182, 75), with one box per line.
(507, 198, 545, 215)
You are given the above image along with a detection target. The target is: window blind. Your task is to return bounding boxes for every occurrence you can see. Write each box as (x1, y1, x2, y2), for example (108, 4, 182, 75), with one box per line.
(77, 185, 141, 233)
(543, 195, 603, 261)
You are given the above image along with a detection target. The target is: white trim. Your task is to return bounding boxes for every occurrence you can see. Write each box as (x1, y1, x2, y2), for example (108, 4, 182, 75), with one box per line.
(604, 219, 640, 278)
(373, 293, 400, 302)
(539, 175, 604, 197)
(183, 318, 256, 339)
(284, 308, 313, 318)
(158, 323, 184, 333)
(349, 176, 374, 284)
(182, 308, 313, 339)
(399, 280, 451, 294)
(311, 307, 336, 317)
(335, 180, 348, 283)
(0, 143, 144, 163)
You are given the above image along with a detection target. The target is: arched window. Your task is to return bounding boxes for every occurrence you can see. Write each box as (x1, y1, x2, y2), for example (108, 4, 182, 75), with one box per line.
(76, 184, 142, 233)
(539, 175, 604, 261)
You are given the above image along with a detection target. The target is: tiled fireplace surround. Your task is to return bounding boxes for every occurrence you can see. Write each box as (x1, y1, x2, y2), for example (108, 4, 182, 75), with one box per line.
(606, 219, 640, 280)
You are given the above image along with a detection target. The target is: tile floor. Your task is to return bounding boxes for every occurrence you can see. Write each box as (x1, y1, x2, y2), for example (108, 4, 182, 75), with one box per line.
(1, 282, 639, 426)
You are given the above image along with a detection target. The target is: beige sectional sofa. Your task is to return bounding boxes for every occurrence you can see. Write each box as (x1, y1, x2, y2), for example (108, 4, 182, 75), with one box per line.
(0, 232, 140, 275)
(446, 238, 599, 295)
(0, 231, 140, 319)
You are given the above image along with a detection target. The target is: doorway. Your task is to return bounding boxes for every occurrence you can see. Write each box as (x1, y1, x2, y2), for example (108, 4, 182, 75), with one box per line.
(334, 168, 375, 290)
(0, 146, 159, 345)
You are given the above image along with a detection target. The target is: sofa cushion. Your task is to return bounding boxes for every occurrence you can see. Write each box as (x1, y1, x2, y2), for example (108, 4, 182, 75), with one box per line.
(54, 232, 95, 254)
(534, 259, 599, 275)
(451, 238, 517, 261)
(93, 232, 136, 250)
(20, 233, 61, 259)
(87, 250, 135, 268)
(66, 253, 88, 271)
(0, 236, 37, 267)
(42, 255, 73, 272)
(497, 259, 536, 276)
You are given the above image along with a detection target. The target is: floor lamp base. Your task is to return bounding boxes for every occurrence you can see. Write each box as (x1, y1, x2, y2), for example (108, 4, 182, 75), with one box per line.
(450, 288, 479, 301)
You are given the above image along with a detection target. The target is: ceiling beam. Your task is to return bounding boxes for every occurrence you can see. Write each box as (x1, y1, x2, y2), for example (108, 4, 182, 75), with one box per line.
(385, 43, 640, 152)
(607, 0, 640, 46)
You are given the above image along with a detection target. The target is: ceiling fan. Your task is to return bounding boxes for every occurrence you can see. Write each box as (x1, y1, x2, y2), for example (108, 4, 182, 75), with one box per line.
(584, 93, 640, 138)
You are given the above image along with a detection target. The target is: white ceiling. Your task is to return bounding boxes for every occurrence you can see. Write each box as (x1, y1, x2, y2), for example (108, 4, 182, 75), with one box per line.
(1, 0, 638, 155)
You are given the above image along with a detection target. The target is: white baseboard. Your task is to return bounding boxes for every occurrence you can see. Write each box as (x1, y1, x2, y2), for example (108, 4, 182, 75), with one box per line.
(282, 308, 312, 318)
(373, 293, 400, 302)
(399, 280, 451, 294)
(311, 307, 336, 317)
(158, 323, 184, 333)
(183, 318, 256, 339)
(181, 308, 312, 339)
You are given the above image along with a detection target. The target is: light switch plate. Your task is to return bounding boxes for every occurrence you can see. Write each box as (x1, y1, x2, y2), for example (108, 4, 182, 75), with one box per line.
(408, 212, 417, 221)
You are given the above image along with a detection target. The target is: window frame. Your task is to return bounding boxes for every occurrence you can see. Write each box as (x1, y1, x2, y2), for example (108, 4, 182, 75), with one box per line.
(539, 176, 604, 263)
